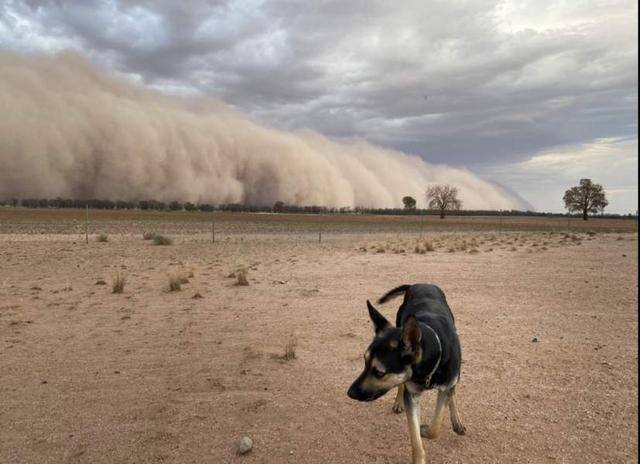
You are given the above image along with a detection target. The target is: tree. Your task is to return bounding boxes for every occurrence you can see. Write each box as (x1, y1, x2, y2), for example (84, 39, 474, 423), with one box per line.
(426, 184, 462, 219)
(402, 196, 417, 210)
(563, 179, 608, 220)
(273, 201, 285, 213)
(169, 201, 183, 211)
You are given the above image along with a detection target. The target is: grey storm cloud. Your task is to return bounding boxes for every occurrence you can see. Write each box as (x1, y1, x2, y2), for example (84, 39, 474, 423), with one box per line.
(0, 0, 637, 211)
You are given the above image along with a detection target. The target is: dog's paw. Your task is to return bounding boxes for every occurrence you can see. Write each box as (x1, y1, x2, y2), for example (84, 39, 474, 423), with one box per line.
(392, 401, 404, 413)
(453, 423, 466, 435)
(420, 425, 439, 439)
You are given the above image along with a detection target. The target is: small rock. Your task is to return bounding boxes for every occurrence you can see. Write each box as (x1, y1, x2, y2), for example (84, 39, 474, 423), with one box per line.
(238, 436, 253, 455)
(192, 292, 203, 299)
(531, 336, 539, 343)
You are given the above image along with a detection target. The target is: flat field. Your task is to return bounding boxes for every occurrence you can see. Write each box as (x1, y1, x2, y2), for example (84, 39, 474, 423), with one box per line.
(1, 209, 637, 463)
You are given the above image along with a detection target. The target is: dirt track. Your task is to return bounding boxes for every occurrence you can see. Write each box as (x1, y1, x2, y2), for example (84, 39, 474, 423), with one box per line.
(1, 221, 637, 463)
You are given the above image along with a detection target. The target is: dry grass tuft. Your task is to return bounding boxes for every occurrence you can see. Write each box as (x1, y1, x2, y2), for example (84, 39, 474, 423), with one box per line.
(235, 268, 249, 286)
(283, 335, 298, 360)
(142, 231, 155, 240)
(112, 273, 125, 294)
(414, 240, 435, 254)
(152, 234, 173, 246)
(96, 233, 108, 242)
(168, 274, 183, 292)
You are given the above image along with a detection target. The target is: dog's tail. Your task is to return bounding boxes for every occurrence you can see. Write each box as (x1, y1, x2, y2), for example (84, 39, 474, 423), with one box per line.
(378, 284, 411, 304)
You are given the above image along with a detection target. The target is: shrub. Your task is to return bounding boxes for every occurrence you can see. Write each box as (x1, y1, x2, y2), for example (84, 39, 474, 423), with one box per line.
(96, 233, 108, 242)
(112, 273, 125, 294)
(142, 231, 155, 240)
(235, 268, 249, 286)
(168, 274, 182, 292)
(152, 234, 173, 246)
(283, 335, 297, 360)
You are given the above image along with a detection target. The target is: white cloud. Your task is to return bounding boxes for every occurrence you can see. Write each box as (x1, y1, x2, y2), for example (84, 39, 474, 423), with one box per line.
(484, 137, 638, 213)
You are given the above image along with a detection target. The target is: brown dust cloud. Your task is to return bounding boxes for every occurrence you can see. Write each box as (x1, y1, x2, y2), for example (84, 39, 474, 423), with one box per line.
(1, 52, 527, 209)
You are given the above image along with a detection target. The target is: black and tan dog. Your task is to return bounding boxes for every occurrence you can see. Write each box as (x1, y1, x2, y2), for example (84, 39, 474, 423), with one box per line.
(347, 284, 465, 464)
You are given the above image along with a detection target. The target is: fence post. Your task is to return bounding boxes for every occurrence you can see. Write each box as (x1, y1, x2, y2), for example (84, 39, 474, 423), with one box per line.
(211, 216, 215, 243)
(319, 227, 322, 243)
(85, 204, 89, 244)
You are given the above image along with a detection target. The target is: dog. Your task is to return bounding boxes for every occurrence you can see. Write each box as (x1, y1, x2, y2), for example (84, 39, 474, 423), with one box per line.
(347, 284, 465, 464)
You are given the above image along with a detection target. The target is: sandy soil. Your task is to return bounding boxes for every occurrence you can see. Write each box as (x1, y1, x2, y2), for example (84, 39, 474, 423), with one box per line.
(1, 224, 637, 463)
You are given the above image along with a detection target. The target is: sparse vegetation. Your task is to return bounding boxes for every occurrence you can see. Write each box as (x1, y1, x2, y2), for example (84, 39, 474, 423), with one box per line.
(283, 335, 298, 360)
(142, 231, 155, 240)
(235, 268, 249, 286)
(112, 273, 125, 294)
(168, 274, 183, 292)
(96, 233, 108, 242)
(414, 240, 435, 254)
(152, 234, 173, 246)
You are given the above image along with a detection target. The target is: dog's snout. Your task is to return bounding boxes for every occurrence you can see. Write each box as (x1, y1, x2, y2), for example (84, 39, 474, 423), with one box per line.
(347, 383, 358, 400)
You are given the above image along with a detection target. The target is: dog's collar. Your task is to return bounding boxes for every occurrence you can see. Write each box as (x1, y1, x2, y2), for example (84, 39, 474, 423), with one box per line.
(422, 324, 442, 387)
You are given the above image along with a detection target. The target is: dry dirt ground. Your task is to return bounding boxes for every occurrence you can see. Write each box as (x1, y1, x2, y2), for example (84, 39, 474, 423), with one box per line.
(1, 214, 637, 463)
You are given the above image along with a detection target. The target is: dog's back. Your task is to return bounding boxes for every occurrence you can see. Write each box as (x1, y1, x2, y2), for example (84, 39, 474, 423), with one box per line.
(379, 283, 461, 390)
(379, 283, 455, 327)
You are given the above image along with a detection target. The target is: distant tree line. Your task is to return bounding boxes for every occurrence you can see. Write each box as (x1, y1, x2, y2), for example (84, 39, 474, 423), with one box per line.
(1, 196, 636, 219)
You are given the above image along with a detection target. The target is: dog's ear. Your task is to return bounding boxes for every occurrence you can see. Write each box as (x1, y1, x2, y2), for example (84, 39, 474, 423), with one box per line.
(401, 315, 422, 363)
(367, 300, 391, 335)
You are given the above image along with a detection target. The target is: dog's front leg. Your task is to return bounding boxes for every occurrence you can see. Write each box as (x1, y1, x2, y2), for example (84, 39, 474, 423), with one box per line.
(392, 384, 405, 413)
(403, 387, 425, 464)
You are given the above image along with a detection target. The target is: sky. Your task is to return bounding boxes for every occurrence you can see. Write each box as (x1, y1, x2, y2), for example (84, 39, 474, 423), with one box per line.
(1, 0, 637, 213)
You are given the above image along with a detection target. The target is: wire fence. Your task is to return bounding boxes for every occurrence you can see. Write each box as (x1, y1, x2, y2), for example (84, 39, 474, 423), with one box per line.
(0, 208, 636, 243)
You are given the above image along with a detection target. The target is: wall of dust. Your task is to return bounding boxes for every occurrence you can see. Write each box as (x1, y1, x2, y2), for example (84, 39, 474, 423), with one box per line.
(0, 51, 527, 209)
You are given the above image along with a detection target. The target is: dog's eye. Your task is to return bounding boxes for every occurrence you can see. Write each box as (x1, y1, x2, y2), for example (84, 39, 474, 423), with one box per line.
(372, 368, 386, 379)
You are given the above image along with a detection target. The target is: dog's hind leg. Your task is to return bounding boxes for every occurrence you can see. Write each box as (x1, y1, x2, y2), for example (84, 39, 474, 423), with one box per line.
(448, 387, 466, 435)
(403, 388, 426, 464)
(420, 389, 449, 439)
(392, 384, 405, 413)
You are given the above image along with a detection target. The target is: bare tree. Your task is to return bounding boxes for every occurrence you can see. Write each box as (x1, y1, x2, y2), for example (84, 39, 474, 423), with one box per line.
(563, 178, 608, 220)
(426, 184, 462, 219)
(402, 196, 417, 210)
